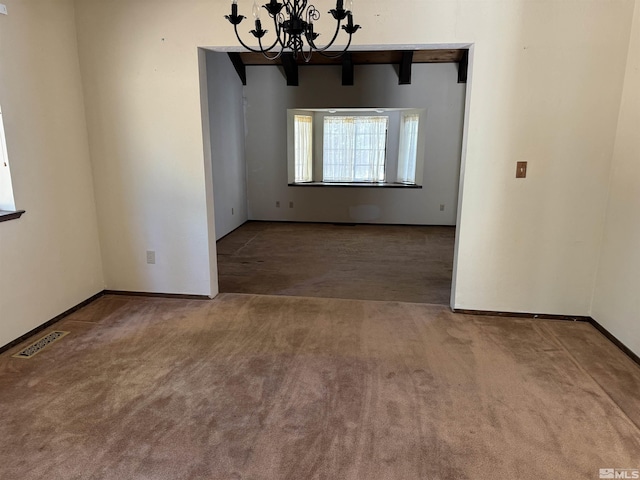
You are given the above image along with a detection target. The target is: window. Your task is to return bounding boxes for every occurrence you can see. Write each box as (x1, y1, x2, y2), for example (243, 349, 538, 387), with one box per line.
(294, 115, 313, 183)
(323, 116, 388, 182)
(397, 114, 420, 184)
(0, 105, 17, 212)
(288, 108, 424, 187)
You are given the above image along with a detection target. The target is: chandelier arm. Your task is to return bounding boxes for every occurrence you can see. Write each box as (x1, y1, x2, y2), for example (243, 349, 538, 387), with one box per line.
(233, 24, 267, 53)
(307, 19, 342, 53)
(233, 23, 280, 53)
(258, 37, 285, 60)
(273, 14, 289, 50)
(302, 46, 314, 63)
(259, 33, 281, 52)
(295, 0, 308, 18)
(317, 33, 353, 59)
(284, 0, 295, 17)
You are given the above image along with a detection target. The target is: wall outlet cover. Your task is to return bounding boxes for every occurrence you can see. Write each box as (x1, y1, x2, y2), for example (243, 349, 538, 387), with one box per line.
(0, 4, 7, 15)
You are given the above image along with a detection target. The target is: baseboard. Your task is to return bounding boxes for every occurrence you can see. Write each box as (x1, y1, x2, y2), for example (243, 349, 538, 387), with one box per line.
(453, 309, 591, 322)
(245, 220, 456, 228)
(0, 289, 212, 356)
(454, 308, 639, 367)
(6, 292, 637, 369)
(0, 291, 105, 356)
(215, 220, 250, 242)
(588, 317, 640, 367)
(103, 290, 211, 300)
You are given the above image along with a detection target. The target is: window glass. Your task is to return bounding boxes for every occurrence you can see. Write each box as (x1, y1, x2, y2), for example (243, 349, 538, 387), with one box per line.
(0, 106, 16, 211)
(323, 116, 388, 182)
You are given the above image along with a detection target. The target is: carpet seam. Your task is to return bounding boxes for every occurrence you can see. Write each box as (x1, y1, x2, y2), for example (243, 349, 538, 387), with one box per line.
(232, 232, 260, 256)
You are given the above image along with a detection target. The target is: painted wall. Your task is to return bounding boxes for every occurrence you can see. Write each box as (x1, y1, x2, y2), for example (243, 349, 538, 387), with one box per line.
(243, 64, 465, 225)
(73, 0, 635, 315)
(206, 52, 248, 240)
(75, 2, 214, 295)
(592, 0, 640, 356)
(0, 0, 104, 348)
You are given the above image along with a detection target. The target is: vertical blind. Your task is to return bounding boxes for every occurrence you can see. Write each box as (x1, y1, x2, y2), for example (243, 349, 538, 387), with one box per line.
(397, 114, 420, 184)
(323, 116, 388, 182)
(294, 115, 313, 182)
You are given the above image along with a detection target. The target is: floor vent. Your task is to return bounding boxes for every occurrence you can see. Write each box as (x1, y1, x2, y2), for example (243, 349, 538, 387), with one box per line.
(12, 331, 70, 359)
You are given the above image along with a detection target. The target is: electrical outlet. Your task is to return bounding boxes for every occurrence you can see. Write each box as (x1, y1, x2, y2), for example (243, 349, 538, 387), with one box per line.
(516, 161, 528, 178)
(276, 201, 280, 208)
(289, 201, 294, 208)
(0, 4, 7, 15)
(440, 204, 445, 212)
(146, 250, 156, 265)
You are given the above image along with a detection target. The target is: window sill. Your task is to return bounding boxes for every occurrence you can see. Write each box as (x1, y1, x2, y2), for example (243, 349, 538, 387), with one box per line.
(0, 209, 26, 223)
(289, 182, 422, 189)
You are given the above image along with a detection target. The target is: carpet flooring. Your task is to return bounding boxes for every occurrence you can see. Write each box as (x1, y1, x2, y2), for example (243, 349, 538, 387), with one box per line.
(1, 294, 639, 479)
(216, 222, 455, 305)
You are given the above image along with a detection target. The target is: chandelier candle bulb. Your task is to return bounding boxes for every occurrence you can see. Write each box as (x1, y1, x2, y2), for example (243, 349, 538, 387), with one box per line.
(252, 0, 260, 20)
(346, 0, 353, 12)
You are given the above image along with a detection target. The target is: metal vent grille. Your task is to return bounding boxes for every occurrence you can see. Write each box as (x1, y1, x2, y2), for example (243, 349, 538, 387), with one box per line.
(12, 331, 70, 359)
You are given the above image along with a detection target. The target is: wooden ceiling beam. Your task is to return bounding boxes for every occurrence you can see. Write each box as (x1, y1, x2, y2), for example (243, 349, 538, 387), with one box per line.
(227, 52, 247, 86)
(342, 52, 354, 86)
(281, 53, 299, 86)
(238, 49, 467, 67)
(399, 51, 413, 85)
(458, 49, 469, 84)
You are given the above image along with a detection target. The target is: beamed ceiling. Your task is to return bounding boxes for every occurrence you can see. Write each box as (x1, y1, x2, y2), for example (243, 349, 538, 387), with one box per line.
(238, 49, 467, 66)
(226, 48, 469, 86)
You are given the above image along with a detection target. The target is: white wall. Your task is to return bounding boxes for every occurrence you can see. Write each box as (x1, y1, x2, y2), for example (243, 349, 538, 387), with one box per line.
(0, 0, 104, 348)
(592, 0, 640, 356)
(75, 1, 214, 295)
(206, 52, 248, 240)
(451, 3, 634, 315)
(72, 0, 635, 316)
(244, 64, 464, 225)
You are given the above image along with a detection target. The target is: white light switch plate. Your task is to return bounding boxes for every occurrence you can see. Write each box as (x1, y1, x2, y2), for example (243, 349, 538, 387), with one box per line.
(0, 4, 7, 15)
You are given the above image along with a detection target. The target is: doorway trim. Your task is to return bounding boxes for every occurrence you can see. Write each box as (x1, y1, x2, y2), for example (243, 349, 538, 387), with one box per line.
(198, 43, 475, 307)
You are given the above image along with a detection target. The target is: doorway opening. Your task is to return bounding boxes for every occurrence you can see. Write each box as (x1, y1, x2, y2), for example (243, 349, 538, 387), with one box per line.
(202, 46, 472, 305)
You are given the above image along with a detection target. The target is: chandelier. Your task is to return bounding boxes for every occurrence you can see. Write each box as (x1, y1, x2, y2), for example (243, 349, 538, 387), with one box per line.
(225, 0, 361, 62)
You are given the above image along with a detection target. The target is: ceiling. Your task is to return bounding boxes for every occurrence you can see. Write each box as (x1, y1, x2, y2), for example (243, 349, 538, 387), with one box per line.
(228, 48, 469, 86)
(238, 49, 467, 66)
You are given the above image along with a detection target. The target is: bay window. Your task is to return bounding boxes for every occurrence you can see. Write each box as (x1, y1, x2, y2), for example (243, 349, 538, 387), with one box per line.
(288, 108, 425, 188)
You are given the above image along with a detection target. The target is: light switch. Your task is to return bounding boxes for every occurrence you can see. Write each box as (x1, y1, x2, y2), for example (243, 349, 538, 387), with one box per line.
(516, 162, 527, 179)
(0, 4, 8, 15)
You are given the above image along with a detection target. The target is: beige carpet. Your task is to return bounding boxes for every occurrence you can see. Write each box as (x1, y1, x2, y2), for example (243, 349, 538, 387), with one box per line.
(0, 294, 639, 479)
(217, 222, 455, 305)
